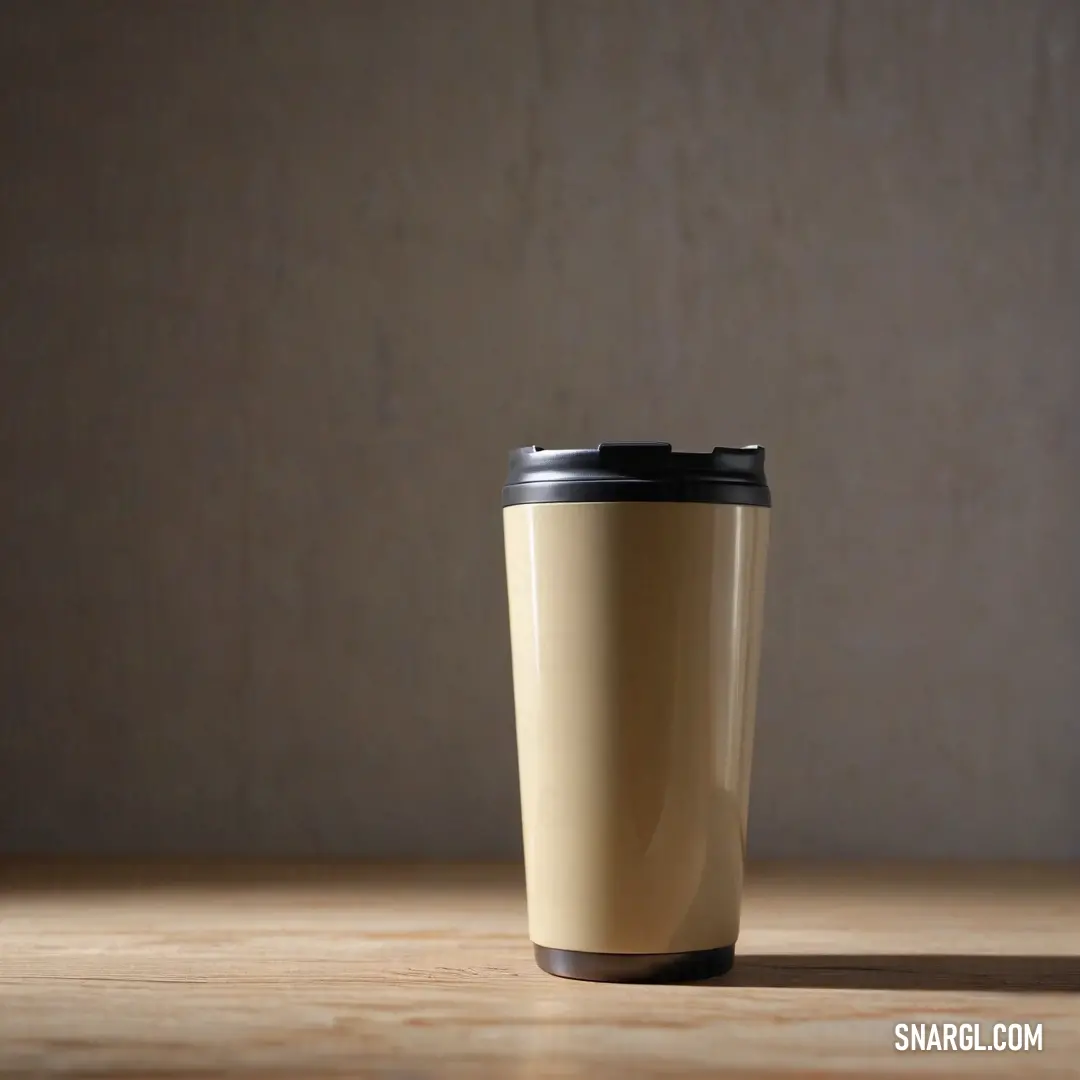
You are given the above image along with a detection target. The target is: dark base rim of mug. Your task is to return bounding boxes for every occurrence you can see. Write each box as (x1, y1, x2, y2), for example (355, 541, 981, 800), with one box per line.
(533, 943, 735, 984)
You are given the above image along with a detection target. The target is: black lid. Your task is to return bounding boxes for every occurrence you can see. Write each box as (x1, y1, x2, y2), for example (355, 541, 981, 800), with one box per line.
(502, 442, 771, 508)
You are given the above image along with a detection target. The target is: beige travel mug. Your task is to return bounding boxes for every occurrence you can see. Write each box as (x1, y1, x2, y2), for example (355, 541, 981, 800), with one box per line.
(502, 442, 771, 983)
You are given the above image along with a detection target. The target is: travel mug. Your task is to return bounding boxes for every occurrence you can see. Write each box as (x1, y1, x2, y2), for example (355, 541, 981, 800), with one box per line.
(502, 442, 771, 983)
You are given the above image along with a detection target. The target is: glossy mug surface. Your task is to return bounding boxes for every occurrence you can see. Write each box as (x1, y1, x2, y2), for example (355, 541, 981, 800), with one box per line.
(501, 444, 771, 983)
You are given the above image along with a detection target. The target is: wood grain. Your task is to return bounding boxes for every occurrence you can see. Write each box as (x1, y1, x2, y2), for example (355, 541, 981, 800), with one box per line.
(1, 861, 1078, 1078)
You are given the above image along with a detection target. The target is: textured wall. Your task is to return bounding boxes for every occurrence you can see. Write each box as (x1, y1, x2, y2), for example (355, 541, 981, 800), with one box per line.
(1, 0, 1078, 858)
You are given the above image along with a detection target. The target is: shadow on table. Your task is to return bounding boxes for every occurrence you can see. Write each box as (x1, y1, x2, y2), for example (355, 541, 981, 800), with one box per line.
(714, 954, 1080, 992)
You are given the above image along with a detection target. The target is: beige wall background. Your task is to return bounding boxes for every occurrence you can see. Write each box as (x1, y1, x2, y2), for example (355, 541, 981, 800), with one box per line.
(1, 0, 1078, 858)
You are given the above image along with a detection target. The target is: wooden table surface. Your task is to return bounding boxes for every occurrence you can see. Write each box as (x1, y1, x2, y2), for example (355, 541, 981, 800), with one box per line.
(1, 860, 1078, 1079)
